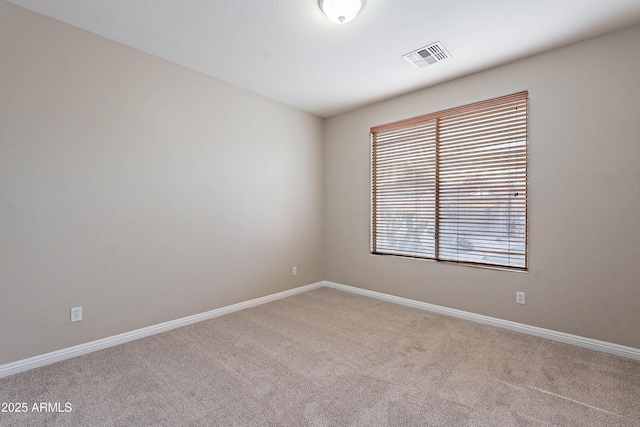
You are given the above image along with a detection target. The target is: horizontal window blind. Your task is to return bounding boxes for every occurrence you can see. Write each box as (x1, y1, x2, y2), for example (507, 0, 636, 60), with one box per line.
(371, 92, 528, 270)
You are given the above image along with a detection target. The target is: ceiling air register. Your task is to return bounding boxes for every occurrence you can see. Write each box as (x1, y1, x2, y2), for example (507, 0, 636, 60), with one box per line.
(403, 42, 451, 68)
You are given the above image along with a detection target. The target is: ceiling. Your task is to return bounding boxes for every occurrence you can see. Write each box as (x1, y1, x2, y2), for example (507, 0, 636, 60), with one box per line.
(7, 0, 640, 118)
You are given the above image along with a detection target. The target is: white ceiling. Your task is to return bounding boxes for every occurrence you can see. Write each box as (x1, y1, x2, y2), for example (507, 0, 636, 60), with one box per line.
(7, 0, 640, 117)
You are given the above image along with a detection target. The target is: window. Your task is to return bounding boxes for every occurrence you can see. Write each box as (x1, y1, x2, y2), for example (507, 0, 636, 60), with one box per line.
(370, 92, 528, 271)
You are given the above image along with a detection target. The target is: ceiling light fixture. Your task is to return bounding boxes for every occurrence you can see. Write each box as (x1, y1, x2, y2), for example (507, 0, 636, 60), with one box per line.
(318, 0, 365, 24)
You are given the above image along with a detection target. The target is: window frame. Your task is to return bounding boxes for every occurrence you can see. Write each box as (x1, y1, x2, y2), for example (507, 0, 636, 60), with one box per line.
(370, 91, 529, 271)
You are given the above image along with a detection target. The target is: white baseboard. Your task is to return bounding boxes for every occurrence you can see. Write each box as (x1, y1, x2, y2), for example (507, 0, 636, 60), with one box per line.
(0, 282, 323, 379)
(3, 279, 638, 378)
(321, 281, 640, 361)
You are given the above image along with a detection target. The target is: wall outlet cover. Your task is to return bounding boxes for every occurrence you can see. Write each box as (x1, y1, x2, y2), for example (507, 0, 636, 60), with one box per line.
(71, 307, 82, 322)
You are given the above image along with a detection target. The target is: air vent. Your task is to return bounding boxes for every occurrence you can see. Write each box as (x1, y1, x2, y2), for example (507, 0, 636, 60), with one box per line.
(403, 42, 451, 68)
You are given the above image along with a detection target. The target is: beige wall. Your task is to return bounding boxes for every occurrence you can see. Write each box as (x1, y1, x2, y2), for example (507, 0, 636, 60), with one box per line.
(0, 3, 324, 364)
(324, 24, 640, 348)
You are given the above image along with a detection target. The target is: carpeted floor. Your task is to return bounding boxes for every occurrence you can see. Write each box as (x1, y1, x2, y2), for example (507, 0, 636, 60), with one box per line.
(1, 287, 639, 426)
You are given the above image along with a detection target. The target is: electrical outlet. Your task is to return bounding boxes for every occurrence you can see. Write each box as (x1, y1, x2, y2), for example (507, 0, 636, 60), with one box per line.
(516, 292, 525, 305)
(71, 307, 82, 322)
(292, 266, 297, 276)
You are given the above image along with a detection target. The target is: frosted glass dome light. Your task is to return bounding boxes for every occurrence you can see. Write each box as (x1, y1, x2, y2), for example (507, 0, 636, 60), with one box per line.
(318, 0, 366, 24)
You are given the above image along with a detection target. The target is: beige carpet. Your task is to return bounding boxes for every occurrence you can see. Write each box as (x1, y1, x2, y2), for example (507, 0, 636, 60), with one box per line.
(1, 287, 639, 426)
